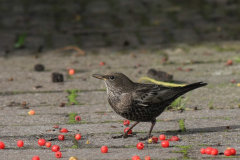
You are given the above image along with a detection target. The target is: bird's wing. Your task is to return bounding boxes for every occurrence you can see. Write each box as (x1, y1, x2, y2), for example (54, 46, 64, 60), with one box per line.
(132, 83, 178, 106)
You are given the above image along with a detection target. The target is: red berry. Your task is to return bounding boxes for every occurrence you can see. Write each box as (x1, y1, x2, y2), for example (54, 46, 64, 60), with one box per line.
(124, 128, 132, 134)
(58, 135, 65, 141)
(145, 156, 151, 160)
(205, 147, 213, 155)
(32, 156, 40, 160)
(17, 140, 24, 147)
(0, 141, 5, 149)
(69, 69, 75, 75)
(211, 148, 218, 155)
(230, 148, 236, 155)
(151, 136, 158, 143)
(45, 142, 51, 148)
(101, 146, 108, 153)
(75, 116, 81, 121)
(136, 142, 144, 150)
(99, 62, 105, 66)
(75, 134, 81, 140)
(132, 155, 140, 160)
(200, 148, 205, 154)
(60, 128, 68, 133)
(55, 151, 62, 158)
(123, 119, 130, 126)
(225, 60, 233, 66)
(159, 134, 166, 140)
(38, 139, 46, 146)
(224, 149, 231, 156)
(169, 136, 180, 141)
(51, 145, 60, 152)
(161, 140, 169, 148)
(53, 125, 59, 129)
(231, 79, 236, 83)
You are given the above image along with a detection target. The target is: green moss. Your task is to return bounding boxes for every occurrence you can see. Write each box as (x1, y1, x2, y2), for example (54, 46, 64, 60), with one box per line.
(67, 89, 83, 105)
(71, 144, 78, 149)
(179, 119, 186, 132)
(197, 144, 209, 146)
(172, 145, 192, 159)
(67, 112, 78, 124)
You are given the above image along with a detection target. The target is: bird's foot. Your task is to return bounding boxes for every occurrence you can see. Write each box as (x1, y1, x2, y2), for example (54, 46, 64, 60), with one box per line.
(112, 133, 136, 139)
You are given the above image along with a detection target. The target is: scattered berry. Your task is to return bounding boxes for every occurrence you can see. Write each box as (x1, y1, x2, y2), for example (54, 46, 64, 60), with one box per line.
(161, 140, 169, 148)
(53, 125, 59, 129)
(159, 134, 166, 140)
(17, 140, 24, 147)
(0, 141, 5, 149)
(230, 148, 236, 155)
(59, 102, 65, 107)
(132, 155, 140, 160)
(75, 134, 81, 140)
(99, 62, 105, 66)
(101, 146, 108, 153)
(55, 151, 62, 158)
(148, 138, 153, 144)
(38, 139, 46, 146)
(123, 119, 130, 126)
(231, 79, 236, 83)
(75, 116, 81, 121)
(169, 136, 179, 141)
(34, 64, 45, 72)
(136, 142, 144, 150)
(225, 60, 233, 66)
(145, 156, 151, 160)
(211, 148, 218, 155)
(60, 128, 68, 133)
(124, 128, 132, 134)
(205, 147, 213, 155)
(28, 110, 35, 115)
(51, 145, 60, 152)
(45, 142, 51, 148)
(151, 136, 158, 143)
(32, 156, 40, 160)
(200, 148, 205, 154)
(224, 149, 231, 156)
(58, 135, 65, 141)
(69, 69, 75, 75)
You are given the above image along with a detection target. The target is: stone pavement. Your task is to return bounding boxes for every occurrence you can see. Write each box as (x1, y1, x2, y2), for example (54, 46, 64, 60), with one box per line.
(0, 42, 240, 159)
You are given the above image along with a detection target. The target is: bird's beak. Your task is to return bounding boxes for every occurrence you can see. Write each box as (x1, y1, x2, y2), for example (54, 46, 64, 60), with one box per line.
(92, 74, 107, 80)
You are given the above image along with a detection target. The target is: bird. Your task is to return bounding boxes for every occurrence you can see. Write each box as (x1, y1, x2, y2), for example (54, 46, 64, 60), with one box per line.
(92, 72, 207, 140)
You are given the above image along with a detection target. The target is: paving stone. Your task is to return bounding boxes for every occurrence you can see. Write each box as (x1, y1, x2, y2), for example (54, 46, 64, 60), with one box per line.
(1, 43, 240, 159)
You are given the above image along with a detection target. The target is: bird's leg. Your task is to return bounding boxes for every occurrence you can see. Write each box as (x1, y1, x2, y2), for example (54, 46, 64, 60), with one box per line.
(112, 121, 139, 139)
(138, 119, 156, 141)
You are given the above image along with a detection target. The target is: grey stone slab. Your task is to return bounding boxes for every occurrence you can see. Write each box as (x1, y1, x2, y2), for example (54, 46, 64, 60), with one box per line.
(0, 114, 68, 126)
(0, 92, 68, 106)
(0, 147, 183, 160)
(0, 120, 179, 136)
(185, 118, 240, 132)
(76, 91, 108, 105)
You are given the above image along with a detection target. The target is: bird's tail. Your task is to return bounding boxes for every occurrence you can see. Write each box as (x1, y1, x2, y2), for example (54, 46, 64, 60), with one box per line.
(172, 82, 207, 100)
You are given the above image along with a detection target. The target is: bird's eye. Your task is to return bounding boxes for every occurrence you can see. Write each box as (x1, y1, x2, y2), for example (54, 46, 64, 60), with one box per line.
(109, 76, 114, 80)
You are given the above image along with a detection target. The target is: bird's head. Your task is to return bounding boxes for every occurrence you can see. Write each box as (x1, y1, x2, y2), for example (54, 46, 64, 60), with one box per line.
(92, 73, 135, 93)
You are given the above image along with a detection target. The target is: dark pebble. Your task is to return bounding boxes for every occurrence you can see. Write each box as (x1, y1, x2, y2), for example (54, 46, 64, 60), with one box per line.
(34, 64, 45, 71)
(52, 72, 64, 82)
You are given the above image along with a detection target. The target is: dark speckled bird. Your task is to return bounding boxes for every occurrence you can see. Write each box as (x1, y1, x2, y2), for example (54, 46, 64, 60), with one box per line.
(92, 73, 207, 140)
